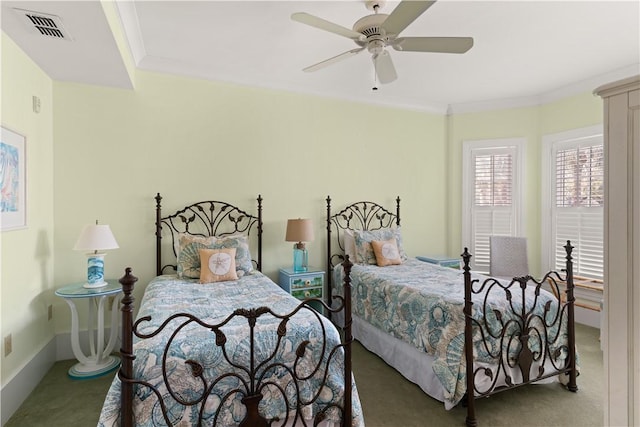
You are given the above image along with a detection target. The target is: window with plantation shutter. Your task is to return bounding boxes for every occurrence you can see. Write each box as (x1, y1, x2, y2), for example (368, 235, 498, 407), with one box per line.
(542, 126, 603, 281)
(552, 141, 604, 279)
(462, 139, 524, 273)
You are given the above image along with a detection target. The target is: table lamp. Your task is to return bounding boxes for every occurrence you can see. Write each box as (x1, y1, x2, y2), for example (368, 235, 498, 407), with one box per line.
(73, 221, 119, 288)
(285, 218, 314, 272)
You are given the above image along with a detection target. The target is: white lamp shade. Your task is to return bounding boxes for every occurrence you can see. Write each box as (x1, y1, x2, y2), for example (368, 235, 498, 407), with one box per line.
(73, 224, 119, 252)
(285, 219, 314, 243)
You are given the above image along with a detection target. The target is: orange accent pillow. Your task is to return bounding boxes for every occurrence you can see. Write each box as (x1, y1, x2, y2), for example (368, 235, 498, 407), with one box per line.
(371, 238, 402, 267)
(199, 248, 238, 283)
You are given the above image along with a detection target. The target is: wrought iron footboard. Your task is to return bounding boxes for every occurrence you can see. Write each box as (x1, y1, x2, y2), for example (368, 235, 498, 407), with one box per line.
(117, 259, 354, 427)
(462, 241, 578, 427)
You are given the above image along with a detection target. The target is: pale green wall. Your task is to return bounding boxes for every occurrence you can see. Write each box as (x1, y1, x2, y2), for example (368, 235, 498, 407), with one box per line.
(1, 34, 55, 386)
(446, 92, 603, 275)
(1, 28, 605, 392)
(51, 70, 448, 333)
(539, 92, 602, 133)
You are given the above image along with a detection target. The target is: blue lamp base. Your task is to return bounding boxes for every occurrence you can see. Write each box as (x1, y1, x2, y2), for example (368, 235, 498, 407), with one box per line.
(84, 253, 108, 288)
(292, 244, 308, 273)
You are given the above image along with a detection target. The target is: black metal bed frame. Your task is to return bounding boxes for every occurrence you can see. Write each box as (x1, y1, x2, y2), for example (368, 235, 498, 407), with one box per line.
(325, 195, 401, 320)
(115, 194, 354, 426)
(154, 192, 263, 275)
(326, 196, 578, 427)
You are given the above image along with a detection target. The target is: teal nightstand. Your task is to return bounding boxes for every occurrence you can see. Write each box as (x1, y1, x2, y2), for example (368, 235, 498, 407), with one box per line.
(416, 255, 462, 269)
(278, 267, 325, 314)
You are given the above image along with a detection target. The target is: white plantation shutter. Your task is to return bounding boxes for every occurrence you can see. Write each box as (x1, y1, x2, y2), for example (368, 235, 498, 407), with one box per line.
(552, 141, 604, 279)
(470, 147, 517, 273)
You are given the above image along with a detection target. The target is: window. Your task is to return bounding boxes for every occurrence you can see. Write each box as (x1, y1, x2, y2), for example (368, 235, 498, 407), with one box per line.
(462, 139, 524, 273)
(542, 126, 603, 280)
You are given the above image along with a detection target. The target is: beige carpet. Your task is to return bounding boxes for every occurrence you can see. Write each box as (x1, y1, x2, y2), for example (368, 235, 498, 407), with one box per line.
(6, 323, 601, 426)
(353, 323, 603, 427)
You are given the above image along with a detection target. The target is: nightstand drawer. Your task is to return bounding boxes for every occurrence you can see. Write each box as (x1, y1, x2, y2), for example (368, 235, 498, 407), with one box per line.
(291, 274, 323, 289)
(291, 287, 322, 300)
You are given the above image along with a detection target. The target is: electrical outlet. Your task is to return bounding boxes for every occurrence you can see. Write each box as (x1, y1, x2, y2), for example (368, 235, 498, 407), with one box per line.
(4, 334, 12, 357)
(48, 304, 53, 321)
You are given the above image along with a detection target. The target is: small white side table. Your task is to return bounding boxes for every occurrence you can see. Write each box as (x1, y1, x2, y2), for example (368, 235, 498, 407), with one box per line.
(55, 279, 122, 379)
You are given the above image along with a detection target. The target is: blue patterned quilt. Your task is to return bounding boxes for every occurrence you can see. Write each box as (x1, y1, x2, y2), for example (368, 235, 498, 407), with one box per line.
(334, 259, 571, 408)
(99, 272, 364, 426)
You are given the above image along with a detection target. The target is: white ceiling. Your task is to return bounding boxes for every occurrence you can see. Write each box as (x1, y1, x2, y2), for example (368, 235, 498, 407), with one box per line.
(2, 1, 639, 113)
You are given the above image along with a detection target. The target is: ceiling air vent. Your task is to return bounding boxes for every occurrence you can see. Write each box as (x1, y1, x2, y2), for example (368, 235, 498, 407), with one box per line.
(12, 8, 72, 40)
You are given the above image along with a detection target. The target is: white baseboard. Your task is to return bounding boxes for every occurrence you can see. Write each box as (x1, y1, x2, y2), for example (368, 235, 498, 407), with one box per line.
(575, 305, 601, 329)
(1, 338, 56, 425)
(1, 329, 120, 424)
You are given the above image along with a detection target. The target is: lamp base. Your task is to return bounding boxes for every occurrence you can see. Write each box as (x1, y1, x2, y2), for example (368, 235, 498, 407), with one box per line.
(293, 244, 308, 273)
(83, 281, 109, 289)
(85, 252, 107, 288)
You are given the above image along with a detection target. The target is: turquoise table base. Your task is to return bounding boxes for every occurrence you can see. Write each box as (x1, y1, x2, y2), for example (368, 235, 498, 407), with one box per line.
(68, 355, 120, 380)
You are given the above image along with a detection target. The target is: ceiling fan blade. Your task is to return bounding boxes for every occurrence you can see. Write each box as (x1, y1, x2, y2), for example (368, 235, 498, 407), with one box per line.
(303, 48, 365, 72)
(292, 12, 365, 41)
(393, 37, 474, 53)
(381, 0, 437, 36)
(372, 50, 397, 84)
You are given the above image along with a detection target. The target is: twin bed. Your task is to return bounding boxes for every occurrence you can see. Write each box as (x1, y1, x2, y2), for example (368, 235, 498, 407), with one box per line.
(99, 194, 578, 427)
(326, 197, 578, 427)
(99, 194, 363, 427)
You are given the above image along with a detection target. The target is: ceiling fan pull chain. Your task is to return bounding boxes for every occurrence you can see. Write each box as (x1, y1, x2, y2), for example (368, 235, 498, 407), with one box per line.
(372, 67, 378, 91)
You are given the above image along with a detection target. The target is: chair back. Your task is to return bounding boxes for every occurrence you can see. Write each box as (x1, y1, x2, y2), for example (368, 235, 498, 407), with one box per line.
(489, 236, 529, 279)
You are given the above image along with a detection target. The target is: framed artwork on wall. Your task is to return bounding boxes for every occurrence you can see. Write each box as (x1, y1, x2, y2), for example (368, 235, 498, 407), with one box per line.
(1, 126, 27, 231)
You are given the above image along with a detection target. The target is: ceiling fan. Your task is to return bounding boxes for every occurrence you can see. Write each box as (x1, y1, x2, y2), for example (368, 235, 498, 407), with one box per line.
(291, 0, 473, 85)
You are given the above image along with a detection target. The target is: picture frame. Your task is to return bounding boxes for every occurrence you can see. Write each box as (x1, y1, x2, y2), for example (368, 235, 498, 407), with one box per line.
(1, 126, 27, 231)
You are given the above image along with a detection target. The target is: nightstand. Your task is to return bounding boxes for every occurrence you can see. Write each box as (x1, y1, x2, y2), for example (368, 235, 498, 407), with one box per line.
(416, 255, 462, 269)
(55, 280, 122, 379)
(278, 267, 325, 314)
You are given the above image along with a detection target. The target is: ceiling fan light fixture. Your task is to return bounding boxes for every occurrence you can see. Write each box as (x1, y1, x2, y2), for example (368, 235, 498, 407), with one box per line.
(367, 39, 385, 55)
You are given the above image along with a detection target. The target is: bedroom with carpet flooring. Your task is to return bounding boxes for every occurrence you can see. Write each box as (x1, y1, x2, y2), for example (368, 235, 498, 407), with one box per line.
(1, 0, 638, 426)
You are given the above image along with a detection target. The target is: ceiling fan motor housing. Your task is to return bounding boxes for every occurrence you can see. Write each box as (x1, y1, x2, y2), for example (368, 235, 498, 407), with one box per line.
(353, 14, 392, 48)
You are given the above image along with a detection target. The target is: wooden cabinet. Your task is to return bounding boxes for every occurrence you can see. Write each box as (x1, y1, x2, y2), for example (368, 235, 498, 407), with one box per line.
(595, 75, 640, 427)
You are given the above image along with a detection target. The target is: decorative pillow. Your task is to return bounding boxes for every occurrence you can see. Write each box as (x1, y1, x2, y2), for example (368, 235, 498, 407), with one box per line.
(214, 234, 253, 276)
(371, 238, 403, 266)
(176, 234, 219, 278)
(176, 233, 253, 278)
(344, 229, 356, 263)
(353, 227, 407, 265)
(199, 248, 238, 283)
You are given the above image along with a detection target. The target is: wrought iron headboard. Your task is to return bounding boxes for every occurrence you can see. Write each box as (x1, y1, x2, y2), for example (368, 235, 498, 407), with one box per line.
(325, 196, 400, 317)
(155, 193, 263, 275)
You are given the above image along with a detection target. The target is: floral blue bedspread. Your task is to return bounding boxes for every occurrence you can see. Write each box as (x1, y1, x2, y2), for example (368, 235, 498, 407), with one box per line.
(334, 258, 572, 408)
(99, 272, 364, 426)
